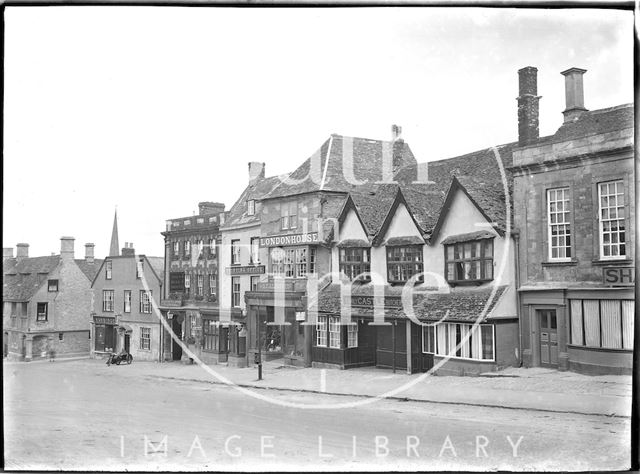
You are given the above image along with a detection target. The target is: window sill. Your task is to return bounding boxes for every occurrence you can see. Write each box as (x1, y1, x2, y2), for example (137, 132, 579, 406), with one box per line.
(591, 258, 633, 266)
(567, 344, 632, 353)
(447, 279, 492, 287)
(541, 260, 578, 267)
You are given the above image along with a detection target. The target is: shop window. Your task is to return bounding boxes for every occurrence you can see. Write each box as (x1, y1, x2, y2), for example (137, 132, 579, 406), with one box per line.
(203, 319, 219, 352)
(598, 180, 626, 259)
(328, 317, 340, 348)
(48, 279, 59, 292)
(339, 248, 371, 281)
(386, 246, 424, 283)
(231, 239, 241, 265)
(270, 246, 316, 278)
(105, 260, 112, 280)
(139, 290, 152, 314)
(422, 323, 494, 361)
(123, 290, 132, 313)
(445, 239, 494, 284)
(347, 323, 358, 348)
(102, 290, 114, 312)
(140, 327, 151, 350)
(37, 302, 48, 321)
(547, 187, 572, 260)
(316, 315, 328, 347)
(569, 299, 634, 350)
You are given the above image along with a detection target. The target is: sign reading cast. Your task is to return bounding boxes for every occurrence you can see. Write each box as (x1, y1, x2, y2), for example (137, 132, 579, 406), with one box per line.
(259, 232, 319, 247)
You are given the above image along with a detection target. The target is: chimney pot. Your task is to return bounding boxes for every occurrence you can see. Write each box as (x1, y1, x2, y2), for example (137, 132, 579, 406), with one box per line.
(391, 124, 403, 142)
(60, 236, 75, 261)
(248, 162, 266, 185)
(561, 67, 588, 123)
(517, 66, 541, 146)
(85, 243, 95, 264)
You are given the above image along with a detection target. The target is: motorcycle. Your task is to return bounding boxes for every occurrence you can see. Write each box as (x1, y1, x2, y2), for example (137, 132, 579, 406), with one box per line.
(106, 351, 133, 366)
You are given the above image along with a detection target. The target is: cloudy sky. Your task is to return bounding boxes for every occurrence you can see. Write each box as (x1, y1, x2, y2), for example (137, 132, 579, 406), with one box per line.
(3, 7, 633, 259)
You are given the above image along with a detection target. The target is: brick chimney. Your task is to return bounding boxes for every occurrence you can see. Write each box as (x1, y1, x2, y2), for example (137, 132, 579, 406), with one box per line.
(198, 202, 225, 216)
(122, 242, 135, 257)
(391, 124, 406, 172)
(391, 124, 402, 142)
(561, 67, 588, 123)
(60, 236, 75, 261)
(85, 243, 95, 263)
(248, 162, 266, 185)
(517, 66, 541, 146)
(3, 247, 14, 262)
(16, 243, 29, 261)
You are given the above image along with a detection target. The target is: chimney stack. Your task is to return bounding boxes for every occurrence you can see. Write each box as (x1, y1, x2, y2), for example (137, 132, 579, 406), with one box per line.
(122, 242, 135, 257)
(16, 243, 29, 261)
(391, 124, 403, 142)
(248, 162, 266, 185)
(60, 236, 75, 261)
(517, 66, 541, 146)
(198, 202, 225, 216)
(3, 248, 14, 261)
(561, 67, 588, 123)
(85, 243, 95, 264)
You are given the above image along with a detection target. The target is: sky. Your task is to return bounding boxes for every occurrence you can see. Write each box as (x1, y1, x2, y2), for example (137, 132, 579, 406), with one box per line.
(3, 7, 633, 259)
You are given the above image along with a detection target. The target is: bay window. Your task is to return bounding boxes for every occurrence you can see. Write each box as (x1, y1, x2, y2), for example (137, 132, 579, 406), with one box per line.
(445, 239, 494, 283)
(386, 245, 423, 283)
(569, 299, 634, 350)
(270, 246, 316, 278)
(339, 248, 371, 281)
(423, 323, 494, 361)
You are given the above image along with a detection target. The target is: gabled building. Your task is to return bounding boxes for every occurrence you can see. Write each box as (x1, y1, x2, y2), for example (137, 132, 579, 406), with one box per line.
(90, 227, 164, 361)
(3, 238, 102, 361)
(244, 130, 418, 367)
(159, 201, 225, 362)
(511, 67, 634, 374)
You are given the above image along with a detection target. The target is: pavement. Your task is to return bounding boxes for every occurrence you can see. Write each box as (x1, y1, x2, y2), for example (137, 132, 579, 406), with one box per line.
(54, 357, 633, 418)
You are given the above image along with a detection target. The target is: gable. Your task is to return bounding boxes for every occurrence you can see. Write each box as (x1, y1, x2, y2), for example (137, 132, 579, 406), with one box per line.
(435, 186, 497, 244)
(339, 207, 368, 242)
(381, 202, 423, 243)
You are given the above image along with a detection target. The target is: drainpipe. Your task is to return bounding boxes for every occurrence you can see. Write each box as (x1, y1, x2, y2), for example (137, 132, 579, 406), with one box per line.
(513, 230, 523, 367)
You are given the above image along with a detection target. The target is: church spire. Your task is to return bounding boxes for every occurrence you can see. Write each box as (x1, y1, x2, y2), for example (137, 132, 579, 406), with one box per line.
(109, 209, 120, 257)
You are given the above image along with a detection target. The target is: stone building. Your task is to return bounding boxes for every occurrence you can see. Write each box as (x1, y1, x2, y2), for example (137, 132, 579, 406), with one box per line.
(3, 238, 102, 361)
(159, 201, 225, 362)
(90, 224, 164, 361)
(511, 66, 634, 374)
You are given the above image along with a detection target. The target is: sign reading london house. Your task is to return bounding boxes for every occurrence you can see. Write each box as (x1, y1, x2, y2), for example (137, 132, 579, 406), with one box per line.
(259, 232, 319, 247)
(603, 266, 634, 286)
(226, 265, 266, 275)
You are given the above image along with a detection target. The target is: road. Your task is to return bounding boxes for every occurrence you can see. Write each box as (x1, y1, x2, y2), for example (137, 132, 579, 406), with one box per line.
(3, 359, 631, 471)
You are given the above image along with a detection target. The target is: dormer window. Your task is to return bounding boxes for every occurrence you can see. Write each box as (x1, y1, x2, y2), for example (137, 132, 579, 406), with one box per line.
(386, 245, 423, 284)
(105, 260, 112, 280)
(247, 199, 256, 216)
(48, 279, 59, 292)
(339, 248, 371, 281)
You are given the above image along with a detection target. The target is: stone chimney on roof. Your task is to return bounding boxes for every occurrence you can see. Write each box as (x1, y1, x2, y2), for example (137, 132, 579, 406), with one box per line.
(198, 202, 225, 216)
(561, 67, 588, 124)
(60, 236, 75, 262)
(3, 247, 14, 262)
(248, 162, 266, 186)
(391, 124, 403, 142)
(85, 243, 95, 264)
(122, 242, 135, 257)
(517, 66, 541, 146)
(16, 243, 29, 261)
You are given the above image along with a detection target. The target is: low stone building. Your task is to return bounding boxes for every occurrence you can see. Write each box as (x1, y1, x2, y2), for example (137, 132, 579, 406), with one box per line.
(3, 238, 102, 361)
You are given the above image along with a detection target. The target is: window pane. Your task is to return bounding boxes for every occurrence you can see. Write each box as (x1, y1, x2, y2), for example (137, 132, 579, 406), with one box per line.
(570, 300, 583, 345)
(622, 300, 634, 349)
(600, 300, 622, 349)
(583, 300, 600, 347)
(481, 325, 493, 360)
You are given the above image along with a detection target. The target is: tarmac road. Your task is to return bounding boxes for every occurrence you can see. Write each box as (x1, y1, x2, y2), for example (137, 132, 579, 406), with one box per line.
(3, 359, 631, 471)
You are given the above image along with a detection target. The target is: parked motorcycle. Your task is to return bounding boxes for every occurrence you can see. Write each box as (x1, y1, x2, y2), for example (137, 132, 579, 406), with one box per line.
(106, 351, 133, 366)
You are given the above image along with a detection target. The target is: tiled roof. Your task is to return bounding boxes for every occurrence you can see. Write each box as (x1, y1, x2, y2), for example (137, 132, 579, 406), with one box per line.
(349, 184, 400, 237)
(145, 257, 165, 281)
(75, 259, 104, 281)
(551, 104, 633, 143)
(223, 174, 288, 229)
(264, 134, 417, 200)
(3, 255, 60, 301)
(316, 284, 508, 323)
(395, 142, 516, 239)
(440, 230, 496, 245)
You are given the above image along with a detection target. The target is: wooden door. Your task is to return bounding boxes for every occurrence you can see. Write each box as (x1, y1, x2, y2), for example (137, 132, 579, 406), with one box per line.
(538, 309, 558, 367)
